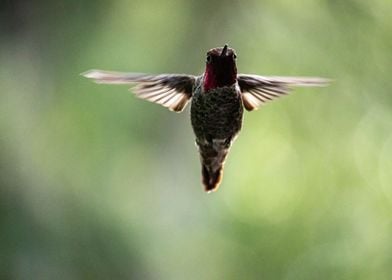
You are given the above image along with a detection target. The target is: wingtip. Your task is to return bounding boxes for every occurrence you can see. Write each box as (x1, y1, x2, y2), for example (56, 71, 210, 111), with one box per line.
(313, 77, 333, 87)
(80, 69, 130, 84)
(80, 69, 101, 79)
(323, 78, 334, 86)
(304, 77, 333, 87)
(265, 76, 333, 87)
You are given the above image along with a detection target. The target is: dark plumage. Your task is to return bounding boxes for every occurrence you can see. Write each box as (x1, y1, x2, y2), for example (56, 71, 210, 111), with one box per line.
(191, 84, 243, 191)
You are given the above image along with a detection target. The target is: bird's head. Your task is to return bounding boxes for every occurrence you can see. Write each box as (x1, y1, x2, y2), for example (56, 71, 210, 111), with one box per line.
(203, 44, 237, 91)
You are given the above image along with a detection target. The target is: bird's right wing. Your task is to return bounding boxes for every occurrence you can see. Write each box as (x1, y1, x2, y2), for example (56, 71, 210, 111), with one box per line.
(82, 70, 197, 112)
(238, 74, 330, 111)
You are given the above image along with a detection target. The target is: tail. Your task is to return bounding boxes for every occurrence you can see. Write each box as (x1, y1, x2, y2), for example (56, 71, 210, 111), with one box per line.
(202, 164, 224, 192)
(198, 140, 230, 192)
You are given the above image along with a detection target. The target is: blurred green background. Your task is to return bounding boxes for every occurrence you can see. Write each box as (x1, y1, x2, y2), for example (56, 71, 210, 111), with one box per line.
(1, 0, 392, 279)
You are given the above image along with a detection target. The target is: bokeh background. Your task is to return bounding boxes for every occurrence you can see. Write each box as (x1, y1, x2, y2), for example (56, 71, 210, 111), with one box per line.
(1, 0, 392, 279)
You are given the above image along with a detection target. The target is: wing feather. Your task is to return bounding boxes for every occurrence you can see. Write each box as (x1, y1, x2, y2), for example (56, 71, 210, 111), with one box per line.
(82, 69, 196, 112)
(238, 74, 330, 111)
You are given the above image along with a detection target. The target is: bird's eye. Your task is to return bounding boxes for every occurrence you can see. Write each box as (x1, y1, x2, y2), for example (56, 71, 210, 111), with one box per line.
(233, 54, 237, 59)
(206, 54, 212, 63)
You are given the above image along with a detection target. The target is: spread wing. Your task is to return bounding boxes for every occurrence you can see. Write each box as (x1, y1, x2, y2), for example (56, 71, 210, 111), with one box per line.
(238, 74, 330, 111)
(82, 70, 197, 112)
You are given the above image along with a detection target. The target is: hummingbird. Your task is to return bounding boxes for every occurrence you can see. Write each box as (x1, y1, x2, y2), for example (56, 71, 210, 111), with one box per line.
(82, 45, 329, 193)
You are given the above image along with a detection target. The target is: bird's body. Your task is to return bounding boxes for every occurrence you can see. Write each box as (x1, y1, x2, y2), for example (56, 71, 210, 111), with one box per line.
(191, 81, 243, 191)
(82, 45, 329, 192)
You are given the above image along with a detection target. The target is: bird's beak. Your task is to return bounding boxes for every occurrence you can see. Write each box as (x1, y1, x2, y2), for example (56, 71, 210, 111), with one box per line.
(220, 44, 228, 56)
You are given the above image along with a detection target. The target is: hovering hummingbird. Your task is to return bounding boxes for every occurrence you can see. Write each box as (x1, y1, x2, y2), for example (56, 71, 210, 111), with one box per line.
(82, 45, 329, 192)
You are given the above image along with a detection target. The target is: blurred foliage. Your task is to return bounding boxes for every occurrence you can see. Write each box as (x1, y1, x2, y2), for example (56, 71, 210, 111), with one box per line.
(1, 0, 392, 279)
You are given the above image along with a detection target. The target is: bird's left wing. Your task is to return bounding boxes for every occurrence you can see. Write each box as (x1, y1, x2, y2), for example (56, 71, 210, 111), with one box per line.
(82, 70, 197, 112)
(238, 74, 330, 111)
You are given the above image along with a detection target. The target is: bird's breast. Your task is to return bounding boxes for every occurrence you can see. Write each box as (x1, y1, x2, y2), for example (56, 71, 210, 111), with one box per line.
(190, 84, 243, 142)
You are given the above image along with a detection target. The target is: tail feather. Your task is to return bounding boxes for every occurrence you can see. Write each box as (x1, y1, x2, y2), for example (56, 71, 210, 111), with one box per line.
(198, 140, 230, 192)
(202, 164, 223, 192)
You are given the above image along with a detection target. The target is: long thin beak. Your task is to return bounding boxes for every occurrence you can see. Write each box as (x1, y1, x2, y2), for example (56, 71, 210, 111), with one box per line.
(220, 44, 228, 56)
